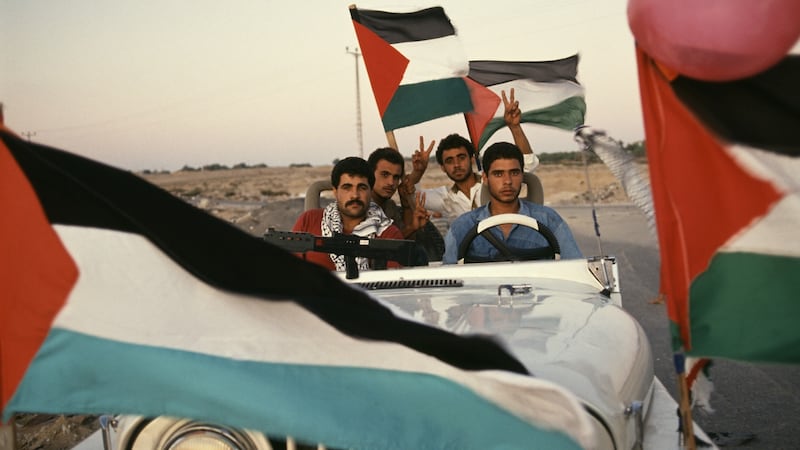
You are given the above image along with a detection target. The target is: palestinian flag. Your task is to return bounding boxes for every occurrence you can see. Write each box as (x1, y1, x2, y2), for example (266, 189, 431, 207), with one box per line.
(349, 6, 473, 131)
(0, 126, 594, 449)
(635, 47, 800, 363)
(466, 56, 586, 151)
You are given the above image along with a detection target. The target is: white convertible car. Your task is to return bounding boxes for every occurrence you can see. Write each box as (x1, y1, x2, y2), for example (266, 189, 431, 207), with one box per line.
(79, 176, 714, 450)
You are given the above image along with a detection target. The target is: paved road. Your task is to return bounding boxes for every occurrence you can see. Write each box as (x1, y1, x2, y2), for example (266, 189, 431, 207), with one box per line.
(558, 204, 800, 450)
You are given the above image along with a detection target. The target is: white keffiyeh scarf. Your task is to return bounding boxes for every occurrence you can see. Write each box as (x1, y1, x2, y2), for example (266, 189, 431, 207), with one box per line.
(321, 201, 394, 271)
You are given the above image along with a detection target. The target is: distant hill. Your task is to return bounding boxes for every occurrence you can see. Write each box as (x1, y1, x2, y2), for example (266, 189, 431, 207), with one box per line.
(140, 140, 647, 174)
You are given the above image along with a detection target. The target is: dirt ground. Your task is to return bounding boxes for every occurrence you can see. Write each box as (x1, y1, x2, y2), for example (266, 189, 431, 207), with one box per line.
(9, 161, 641, 450)
(141, 161, 630, 207)
(140, 161, 638, 235)
(9, 415, 100, 450)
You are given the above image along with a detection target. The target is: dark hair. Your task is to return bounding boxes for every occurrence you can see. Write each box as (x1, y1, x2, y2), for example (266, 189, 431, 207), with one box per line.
(481, 142, 524, 172)
(331, 156, 374, 188)
(435, 134, 475, 165)
(367, 147, 405, 179)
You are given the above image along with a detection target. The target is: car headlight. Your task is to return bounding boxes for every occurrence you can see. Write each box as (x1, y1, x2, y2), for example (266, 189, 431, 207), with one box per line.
(162, 423, 253, 450)
(119, 417, 272, 450)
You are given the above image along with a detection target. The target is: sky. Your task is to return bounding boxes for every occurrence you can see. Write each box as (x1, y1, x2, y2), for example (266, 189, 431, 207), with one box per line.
(1, 0, 646, 171)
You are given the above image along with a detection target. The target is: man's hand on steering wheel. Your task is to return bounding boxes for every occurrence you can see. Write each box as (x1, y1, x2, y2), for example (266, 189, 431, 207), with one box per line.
(457, 213, 561, 263)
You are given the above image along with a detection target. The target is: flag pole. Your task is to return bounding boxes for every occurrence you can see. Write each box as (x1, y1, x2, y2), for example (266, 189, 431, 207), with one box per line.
(385, 130, 398, 151)
(462, 113, 482, 172)
(1, 417, 17, 450)
(674, 353, 697, 450)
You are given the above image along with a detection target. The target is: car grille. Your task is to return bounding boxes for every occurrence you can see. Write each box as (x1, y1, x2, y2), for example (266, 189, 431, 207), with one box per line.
(356, 279, 463, 290)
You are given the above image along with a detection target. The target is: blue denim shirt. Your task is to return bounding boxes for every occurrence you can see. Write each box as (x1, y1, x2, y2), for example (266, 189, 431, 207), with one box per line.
(443, 200, 583, 263)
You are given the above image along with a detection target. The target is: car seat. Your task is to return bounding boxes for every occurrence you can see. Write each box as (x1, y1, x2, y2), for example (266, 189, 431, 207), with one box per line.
(480, 171, 544, 205)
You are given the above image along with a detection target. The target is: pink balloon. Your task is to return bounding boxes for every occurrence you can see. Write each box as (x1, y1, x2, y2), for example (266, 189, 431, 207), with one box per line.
(628, 0, 800, 81)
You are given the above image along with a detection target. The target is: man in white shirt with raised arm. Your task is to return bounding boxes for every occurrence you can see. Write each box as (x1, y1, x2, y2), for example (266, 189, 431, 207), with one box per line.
(402, 88, 539, 221)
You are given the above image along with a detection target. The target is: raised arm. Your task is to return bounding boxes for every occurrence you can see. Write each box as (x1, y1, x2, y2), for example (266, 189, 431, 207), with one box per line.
(502, 88, 533, 155)
(404, 136, 435, 187)
(503, 88, 539, 171)
(398, 192, 431, 238)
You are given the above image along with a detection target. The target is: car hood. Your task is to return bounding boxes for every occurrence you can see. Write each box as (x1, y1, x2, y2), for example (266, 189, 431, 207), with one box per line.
(343, 258, 655, 448)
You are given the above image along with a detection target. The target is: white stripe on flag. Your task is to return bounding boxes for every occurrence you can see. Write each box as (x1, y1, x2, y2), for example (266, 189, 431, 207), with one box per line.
(719, 145, 800, 256)
(394, 35, 469, 85)
(729, 144, 800, 194)
(721, 196, 800, 257)
(487, 79, 584, 116)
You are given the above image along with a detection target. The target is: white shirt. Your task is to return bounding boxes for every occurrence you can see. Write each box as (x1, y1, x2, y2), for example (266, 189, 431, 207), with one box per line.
(420, 153, 539, 220)
(421, 174, 483, 220)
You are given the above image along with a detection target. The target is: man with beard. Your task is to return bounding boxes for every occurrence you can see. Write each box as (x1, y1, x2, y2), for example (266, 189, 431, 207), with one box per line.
(405, 89, 540, 220)
(367, 147, 429, 239)
(442, 142, 582, 263)
(292, 156, 404, 271)
(367, 147, 445, 261)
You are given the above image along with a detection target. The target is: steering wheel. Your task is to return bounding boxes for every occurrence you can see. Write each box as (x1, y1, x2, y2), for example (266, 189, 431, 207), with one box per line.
(457, 213, 561, 263)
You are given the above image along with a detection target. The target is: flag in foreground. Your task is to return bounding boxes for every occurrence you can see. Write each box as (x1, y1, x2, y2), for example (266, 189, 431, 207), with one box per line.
(635, 48, 800, 363)
(349, 5, 473, 131)
(466, 56, 586, 151)
(0, 127, 593, 449)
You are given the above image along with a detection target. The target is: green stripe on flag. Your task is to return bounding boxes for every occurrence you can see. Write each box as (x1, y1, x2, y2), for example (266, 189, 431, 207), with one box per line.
(10, 329, 583, 449)
(478, 96, 586, 150)
(669, 321, 683, 352)
(381, 78, 472, 131)
(687, 251, 800, 363)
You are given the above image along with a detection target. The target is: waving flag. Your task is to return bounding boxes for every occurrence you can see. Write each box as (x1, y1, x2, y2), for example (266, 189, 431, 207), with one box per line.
(466, 56, 586, 151)
(635, 48, 800, 363)
(0, 127, 594, 449)
(349, 6, 473, 131)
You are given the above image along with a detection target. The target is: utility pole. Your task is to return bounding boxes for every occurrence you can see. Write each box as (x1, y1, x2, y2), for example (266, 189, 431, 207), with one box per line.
(21, 131, 36, 141)
(346, 46, 364, 158)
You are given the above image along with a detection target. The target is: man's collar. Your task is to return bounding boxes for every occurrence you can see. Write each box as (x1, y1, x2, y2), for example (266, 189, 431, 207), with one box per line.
(449, 173, 481, 193)
(372, 195, 387, 207)
(486, 199, 522, 217)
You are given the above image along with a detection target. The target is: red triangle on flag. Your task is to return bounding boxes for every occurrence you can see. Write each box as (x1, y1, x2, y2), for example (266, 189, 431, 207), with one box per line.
(352, 21, 409, 117)
(0, 130, 79, 410)
(463, 77, 501, 150)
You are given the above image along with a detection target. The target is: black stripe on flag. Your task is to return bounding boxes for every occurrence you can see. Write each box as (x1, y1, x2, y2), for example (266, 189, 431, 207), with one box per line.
(672, 55, 800, 156)
(2, 131, 528, 375)
(468, 55, 581, 86)
(350, 6, 456, 44)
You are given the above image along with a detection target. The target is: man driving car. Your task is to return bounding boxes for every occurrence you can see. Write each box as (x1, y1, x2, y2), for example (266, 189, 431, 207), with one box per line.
(442, 142, 583, 263)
